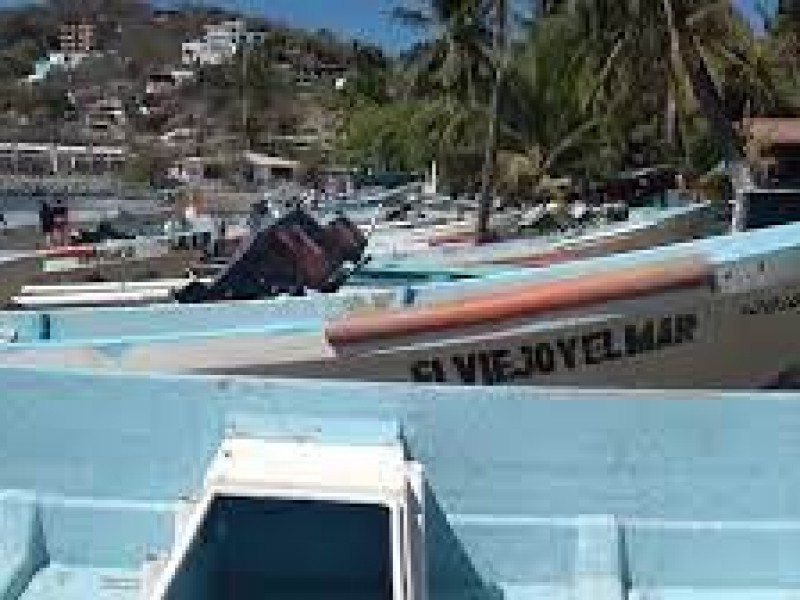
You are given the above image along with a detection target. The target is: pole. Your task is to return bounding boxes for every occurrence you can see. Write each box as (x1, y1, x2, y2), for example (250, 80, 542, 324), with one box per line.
(476, 0, 507, 242)
(241, 39, 250, 153)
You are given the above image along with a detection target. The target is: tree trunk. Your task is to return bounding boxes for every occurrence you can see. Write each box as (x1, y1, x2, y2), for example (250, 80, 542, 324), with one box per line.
(476, 0, 507, 242)
(662, 0, 681, 152)
(680, 35, 750, 230)
(681, 39, 743, 162)
(666, 84, 677, 148)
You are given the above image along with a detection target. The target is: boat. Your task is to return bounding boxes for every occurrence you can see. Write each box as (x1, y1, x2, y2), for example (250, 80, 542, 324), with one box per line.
(10, 278, 210, 309)
(0, 286, 398, 343)
(368, 202, 720, 270)
(34, 238, 202, 286)
(0, 235, 204, 309)
(2, 219, 800, 388)
(0, 253, 43, 307)
(0, 196, 716, 310)
(1, 367, 799, 598)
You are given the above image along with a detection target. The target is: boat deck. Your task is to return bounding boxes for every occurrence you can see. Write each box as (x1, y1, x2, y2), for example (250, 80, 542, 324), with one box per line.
(1, 369, 800, 598)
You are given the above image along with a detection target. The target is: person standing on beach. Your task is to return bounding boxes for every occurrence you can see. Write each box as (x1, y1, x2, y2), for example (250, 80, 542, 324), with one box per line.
(52, 199, 69, 246)
(39, 201, 54, 246)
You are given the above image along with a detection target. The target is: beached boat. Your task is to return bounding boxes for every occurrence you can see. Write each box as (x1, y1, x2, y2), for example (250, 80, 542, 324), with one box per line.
(365, 202, 719, 266)
(35, 239, 201, 286)
(1, 367, 800, 598)
(5, 199, 716, 310)
(0, 286, 399, 342)
(0, 238, 202, 309)
(2, 220, 799, 388)
(0, 253, 43, 306)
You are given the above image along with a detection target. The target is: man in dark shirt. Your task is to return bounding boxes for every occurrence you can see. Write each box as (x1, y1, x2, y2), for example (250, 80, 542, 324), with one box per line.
(39, 201, 54, 245)
(52, 199, 69, 246)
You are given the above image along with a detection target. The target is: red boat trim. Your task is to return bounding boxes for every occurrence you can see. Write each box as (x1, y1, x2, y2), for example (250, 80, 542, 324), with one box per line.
(326, 257, 714, 346)
(38, 245, 97, 259)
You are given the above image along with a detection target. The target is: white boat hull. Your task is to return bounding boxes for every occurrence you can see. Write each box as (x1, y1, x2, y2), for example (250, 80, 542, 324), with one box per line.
(3, 222, 800, 389)
(2, 277, 798, 389)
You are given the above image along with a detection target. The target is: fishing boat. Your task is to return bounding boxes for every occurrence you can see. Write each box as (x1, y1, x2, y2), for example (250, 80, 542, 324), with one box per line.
(0, 253, 43, 306)
(34, 238, 202, 286)
(369, 202, 719, 270)
(0, 235, 204, 309)
(0, 286, 399, 343)
(1, 367, 799, 598)
(3, 195, 717, 310)
(2, 219, 799, 388)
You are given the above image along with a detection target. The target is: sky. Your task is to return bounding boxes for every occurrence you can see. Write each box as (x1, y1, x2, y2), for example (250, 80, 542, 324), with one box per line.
(159, 0, 418, 49)
(159, 0, 776, 49)
(0, 0, 780, 51)
(173, 0, 778, 50)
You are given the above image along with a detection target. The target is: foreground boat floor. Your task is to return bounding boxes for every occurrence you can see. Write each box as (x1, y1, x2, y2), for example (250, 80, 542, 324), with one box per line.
(2, 369, 800, 599)
(18, 566, 140, 600)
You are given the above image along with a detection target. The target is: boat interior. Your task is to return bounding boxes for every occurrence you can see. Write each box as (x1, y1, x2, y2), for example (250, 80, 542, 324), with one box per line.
(1, 369, 800, 599)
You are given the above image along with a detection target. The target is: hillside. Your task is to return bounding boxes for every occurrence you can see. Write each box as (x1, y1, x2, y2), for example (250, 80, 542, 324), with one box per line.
(0, 0, 389, 184)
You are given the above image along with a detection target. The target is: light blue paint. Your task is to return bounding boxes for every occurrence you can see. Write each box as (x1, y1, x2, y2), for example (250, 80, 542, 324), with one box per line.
(409, 219, 800, 304)
(2, 369, 800, 597)
(0, 290, 397, 343)
(18, 565, 140, 600)
(573, 516, 623, 600)
(0, 492, 46, 600)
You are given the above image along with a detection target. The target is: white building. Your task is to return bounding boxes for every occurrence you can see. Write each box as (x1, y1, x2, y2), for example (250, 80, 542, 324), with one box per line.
(26, 52, 89, 83)
(0, 143, 126, 175)
(85, 97, 126, 133)
(246, 152, 301, 184)
(182, 20, 267, 66)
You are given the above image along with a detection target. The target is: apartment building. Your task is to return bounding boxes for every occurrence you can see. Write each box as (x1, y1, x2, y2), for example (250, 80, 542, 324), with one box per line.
(58, 21, 96, 54)
(182, 20, 267, 66)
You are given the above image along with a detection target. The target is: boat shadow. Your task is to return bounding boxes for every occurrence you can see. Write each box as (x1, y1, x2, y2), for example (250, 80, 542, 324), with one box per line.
(425, 481, 505, 600)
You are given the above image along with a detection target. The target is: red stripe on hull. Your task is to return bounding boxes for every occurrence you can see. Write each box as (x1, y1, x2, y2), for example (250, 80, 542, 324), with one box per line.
(327, 258, 714, 346)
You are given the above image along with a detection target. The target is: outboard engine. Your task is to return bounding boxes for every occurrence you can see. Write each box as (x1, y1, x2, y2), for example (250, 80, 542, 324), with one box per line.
(174, 210, 367, 303)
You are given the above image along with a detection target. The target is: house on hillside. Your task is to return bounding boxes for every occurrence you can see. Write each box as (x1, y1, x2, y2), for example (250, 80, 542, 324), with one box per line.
(84, 96, 127, 138)
(741, 118, 800, 187)
(59, 21, 96, 54)
(182, 20, 267, 66)
(168, 152, 300, 186)
(26, 20, 102, 83)
(0, 143, 125, 176)
(245, 152, 301, 184)
(145, 70, 195, 96)
(26, 52, 88, 83)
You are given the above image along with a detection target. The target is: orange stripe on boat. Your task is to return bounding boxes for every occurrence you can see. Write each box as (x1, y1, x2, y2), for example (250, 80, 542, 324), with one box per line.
(38, 245, 96, 259)
(326, 257, 713, 346)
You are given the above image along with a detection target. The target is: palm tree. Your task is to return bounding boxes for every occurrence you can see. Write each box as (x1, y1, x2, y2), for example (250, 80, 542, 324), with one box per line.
(493, 15, 623, 196)
(563, 0, 765, 163)
(393, 0, 493, 108)
(395, 0, 502, 231)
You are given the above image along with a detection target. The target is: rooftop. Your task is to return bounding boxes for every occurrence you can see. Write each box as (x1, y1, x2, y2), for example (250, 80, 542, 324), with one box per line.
(741, 118, 800, 147)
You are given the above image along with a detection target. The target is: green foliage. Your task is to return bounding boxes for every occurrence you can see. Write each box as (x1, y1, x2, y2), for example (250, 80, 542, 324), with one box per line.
(0, 39, 43, 80)
(122, 145, 174, 187)
(0, 0, 792, 197)
(334, 0, 793, 199)
(495, 15, 624, 193)
(335, 100, 438, 172)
